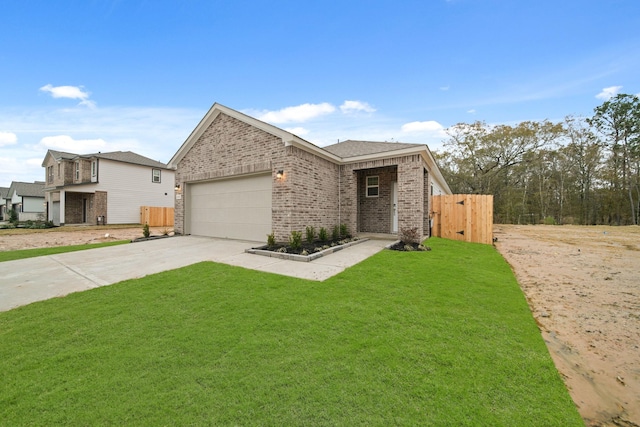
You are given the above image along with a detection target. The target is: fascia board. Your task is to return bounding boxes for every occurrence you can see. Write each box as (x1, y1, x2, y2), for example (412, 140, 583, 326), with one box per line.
(340, 146, 427, 164)
(168, 105, 222, 168)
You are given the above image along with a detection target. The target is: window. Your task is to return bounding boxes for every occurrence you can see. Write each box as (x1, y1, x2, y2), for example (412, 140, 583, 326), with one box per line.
(91, 161, 97, 177)
(47, 166, 53, 183)
(152, 169, 161, 183)
(75, 161, 80, 180)
(366, 176, 379, 197)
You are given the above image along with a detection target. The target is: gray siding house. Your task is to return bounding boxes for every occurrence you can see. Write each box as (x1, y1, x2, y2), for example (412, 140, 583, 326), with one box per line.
(42, 150, 174, 225)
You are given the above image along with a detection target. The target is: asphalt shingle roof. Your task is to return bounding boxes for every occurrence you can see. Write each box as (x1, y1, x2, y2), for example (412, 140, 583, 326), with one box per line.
(48, 150, 168, 169)
(322, 139, 423, 158)
(8, 181, 45, 198)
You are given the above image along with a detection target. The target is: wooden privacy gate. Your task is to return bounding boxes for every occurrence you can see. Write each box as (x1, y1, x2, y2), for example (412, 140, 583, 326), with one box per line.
(431, 195, 494, 245)
(140, 206, 174, 227)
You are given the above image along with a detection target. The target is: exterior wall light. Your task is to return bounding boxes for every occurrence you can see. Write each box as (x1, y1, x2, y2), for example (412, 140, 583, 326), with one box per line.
(276, 170, 284, 179)
(174, 184, 181, 192)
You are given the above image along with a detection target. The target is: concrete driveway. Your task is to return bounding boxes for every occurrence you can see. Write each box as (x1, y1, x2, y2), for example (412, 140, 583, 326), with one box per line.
(1, 236, 389, 312)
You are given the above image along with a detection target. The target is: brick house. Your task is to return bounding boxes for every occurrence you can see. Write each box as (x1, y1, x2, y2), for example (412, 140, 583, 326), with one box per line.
(42, 150, 174, 225)
(169, 103, 451, 242)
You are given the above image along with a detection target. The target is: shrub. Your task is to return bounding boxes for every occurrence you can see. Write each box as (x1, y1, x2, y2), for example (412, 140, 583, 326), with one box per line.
(318, 227, 328, 242)
(400, 227, 420, 244)
(305, 226, 316, 244)
(543, 216, 557, 225)
(339, 223, 349, 238)
(266, 232, 276, 247)
(142, 223, 150, 238)
(289, 230, 302, 250)
(7, 209, 18, 224)
(332, 225, 340, 241)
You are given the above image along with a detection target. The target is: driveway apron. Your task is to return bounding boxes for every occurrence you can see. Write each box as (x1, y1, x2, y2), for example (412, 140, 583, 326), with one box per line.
(1, 236, 389, 312)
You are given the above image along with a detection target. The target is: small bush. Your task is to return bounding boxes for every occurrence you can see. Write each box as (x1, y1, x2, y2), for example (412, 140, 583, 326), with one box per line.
(142, 223, 150, 238)
(266, 232, 276, 247)
(7, 209, 18, 224)
(400, 227, 420, 244)
(332, 225, 340, 241)
(305, 226, 316, 244)
(318, 227, 328, 242)
(543, 216, 557, 225)
(289, 230, 302, 250)
(339, 223, 349, 238)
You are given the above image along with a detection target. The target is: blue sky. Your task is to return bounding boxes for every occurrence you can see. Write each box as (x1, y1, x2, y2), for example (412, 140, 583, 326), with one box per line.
(1, 0, 639, 187)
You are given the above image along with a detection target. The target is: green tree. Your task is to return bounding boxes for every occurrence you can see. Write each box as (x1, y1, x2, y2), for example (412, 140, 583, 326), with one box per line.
(588, 94, 640, 224)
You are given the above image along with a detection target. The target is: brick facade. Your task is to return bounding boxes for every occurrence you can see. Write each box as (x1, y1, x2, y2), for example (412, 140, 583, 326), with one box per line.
(357, 166, 397, 233)
(174, 109, 437, 242)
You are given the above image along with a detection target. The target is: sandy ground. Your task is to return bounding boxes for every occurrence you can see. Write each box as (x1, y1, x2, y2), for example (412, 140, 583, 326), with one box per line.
(494, 225, 639, 427)
(0, 226, 171, 251)
(1, 224, 638, 425)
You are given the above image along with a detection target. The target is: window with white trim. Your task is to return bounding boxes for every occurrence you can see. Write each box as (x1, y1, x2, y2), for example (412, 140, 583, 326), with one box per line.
(366, 176, 379, 197)
(91, 161, 97, 177)
(152, 169, 161, 183)
(75, 161, 80, 180)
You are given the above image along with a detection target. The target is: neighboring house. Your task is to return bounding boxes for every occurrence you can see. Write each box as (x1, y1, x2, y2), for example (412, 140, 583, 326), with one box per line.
(42, 150, 175, 226)
(0, 187, 9, 220)
(169, 103, 451, 242)
(5, 181, 45, 221)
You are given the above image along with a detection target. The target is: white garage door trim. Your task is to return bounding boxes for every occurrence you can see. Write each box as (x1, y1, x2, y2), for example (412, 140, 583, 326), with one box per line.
(187, 173, 272, 242)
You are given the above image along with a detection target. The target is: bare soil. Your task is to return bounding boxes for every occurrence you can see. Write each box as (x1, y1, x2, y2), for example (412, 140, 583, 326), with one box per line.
(494, 225, 640, 427)
(0, 225, 171, 251)
(2, 224, 637, 426)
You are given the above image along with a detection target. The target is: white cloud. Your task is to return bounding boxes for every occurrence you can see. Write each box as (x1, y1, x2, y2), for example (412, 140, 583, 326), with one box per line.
(0, 131, 17, 146)
(467, 109, 476, 114)
(40, 84, 96, 108)
(26, 158, 44, 167)
(401, 120, 445, 133)
(257, 103, 336, 123)
(440, 86, 450, 91)
(596, 86, 622, 100)
(284, 127, 309, 136)
(38, 135, 108, 152)
(340, 100, 376, 114)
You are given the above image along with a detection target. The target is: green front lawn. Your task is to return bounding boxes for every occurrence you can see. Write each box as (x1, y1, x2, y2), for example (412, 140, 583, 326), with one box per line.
(0, 238, 582, 426)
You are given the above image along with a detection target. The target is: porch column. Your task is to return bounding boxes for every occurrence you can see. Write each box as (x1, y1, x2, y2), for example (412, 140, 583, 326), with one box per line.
(398, 159, 424, 238)
(59, 189, 65, 225)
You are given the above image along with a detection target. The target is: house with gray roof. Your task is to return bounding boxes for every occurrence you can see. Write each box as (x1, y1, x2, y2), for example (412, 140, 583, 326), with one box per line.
(169, 103, 451, 242)
(0, 186, 9, 221)
(42, 150, 174, 225)
(5, 181, 45, 221)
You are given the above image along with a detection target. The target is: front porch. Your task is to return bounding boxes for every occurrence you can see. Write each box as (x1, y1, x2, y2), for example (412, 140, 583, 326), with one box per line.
(45, 190, 107, 226)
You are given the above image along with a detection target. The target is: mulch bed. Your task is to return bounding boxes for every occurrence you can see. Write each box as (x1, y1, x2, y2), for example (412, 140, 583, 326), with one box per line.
(256, 238, 357, 255)
(388, 241, 432, 252)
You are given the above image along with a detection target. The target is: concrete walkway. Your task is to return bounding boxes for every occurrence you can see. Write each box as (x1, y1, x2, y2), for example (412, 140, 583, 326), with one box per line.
(1, 236, 391, 312)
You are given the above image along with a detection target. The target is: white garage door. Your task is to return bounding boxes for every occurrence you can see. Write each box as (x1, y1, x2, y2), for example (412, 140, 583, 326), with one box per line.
(188, 174, 272, 241)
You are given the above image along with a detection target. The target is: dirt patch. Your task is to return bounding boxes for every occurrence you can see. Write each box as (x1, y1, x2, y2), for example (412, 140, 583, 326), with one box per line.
(0, 226, 172, 251)
(494, 225, 640, 427)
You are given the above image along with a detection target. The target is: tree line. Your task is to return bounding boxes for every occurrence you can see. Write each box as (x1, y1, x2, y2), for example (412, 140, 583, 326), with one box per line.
(434, 94, 640, 225)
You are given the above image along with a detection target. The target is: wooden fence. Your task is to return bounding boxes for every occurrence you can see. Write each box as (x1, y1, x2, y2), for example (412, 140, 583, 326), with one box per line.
(431, 195, 494, 245)
(140, 206, 174, 227)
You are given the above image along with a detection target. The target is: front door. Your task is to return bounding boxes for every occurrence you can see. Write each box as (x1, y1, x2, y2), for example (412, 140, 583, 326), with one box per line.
(391, 181, 398, 233)
(82, 198, 87, 223)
